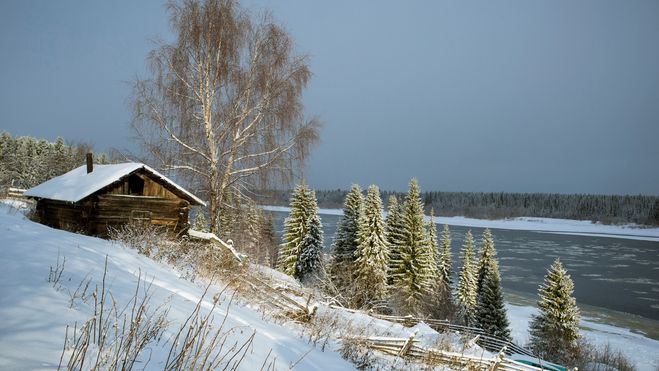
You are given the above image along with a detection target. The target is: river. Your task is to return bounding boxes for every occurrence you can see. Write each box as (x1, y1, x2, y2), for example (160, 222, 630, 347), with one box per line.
(268, 210, 659, 340)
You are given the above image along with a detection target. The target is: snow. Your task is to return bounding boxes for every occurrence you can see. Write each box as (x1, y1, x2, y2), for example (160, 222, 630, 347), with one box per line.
(0, 203, 350, 370)
(262, 206, 659, 242)
(187, 228, 245, 261)
(263, 205, 345, 216)
(3, 200, 655, 370)
(0, 201, 487, 370)
(507, 304, 659, 371)
(23, 162, 205, 206)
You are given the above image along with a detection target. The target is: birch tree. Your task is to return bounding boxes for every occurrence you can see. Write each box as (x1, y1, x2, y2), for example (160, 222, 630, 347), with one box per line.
(131, 0, 319, 234)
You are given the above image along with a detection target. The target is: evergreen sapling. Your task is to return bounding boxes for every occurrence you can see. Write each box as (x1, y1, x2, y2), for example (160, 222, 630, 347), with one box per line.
(437, 221, 453, 290)
(297, 213, 324, 283)
(394, 179, 435, 315)
(330, 184, 364, 289)
(529, 258, 581, 364)
(385, 195, 404, 286)
(278, 183, 317, 278)
(456, 230, 478, 326)
(474, 261, 511, 341)
(352, 185, 389, 309)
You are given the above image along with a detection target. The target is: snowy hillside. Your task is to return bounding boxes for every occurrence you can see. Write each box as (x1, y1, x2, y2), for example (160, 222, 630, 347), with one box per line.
(0, 202, 492, 370)
(3, 201, 656, 370)
(0, 203, 356, 370)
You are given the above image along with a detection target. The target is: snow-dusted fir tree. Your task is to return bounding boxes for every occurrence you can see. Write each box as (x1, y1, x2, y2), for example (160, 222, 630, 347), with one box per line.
(329, 184, 364, 289)
(278, 182, 317, 278)
(297, 213, 324, 283)
(393, 179, 435, 315)
(456, 230, 478, 326)
(425, 212, 455, 318)
(475, 261, 511, 340)
(476, 228, 497, 296)
(193, 208, 209, 232)
(529, 258, 581, 363)
(427, 210, 440, 285)
(385, 195, 405, 285)
(436, 221, 453, 289)
(353, 185, 389, 308)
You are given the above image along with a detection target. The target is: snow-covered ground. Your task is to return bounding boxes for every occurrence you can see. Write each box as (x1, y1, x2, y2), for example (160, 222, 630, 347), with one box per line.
(0, 202, 485, 370)
(507, 304, 659, 371)
(3, 201, 656, 370)
(0, 203, 354, 370)
(263, 206, 659, 242)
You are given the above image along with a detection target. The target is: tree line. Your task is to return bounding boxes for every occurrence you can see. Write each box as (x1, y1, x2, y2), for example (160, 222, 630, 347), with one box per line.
(264, 188, 659, 226)
(0, 132, 110, 190)
(276, 179, 583, 367)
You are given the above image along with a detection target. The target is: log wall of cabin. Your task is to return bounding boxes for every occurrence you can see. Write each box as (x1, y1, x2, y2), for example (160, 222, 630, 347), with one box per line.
(36, 199, 90, 233)
(89, 194, 190, 237)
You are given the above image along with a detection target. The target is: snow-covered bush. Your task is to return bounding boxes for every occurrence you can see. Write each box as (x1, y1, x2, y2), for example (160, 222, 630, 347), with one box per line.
(574, 341, 635, 371)
(108, 222, 167, 257)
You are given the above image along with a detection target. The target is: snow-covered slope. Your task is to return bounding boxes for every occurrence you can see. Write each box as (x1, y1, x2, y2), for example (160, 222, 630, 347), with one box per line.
(0, 202, 488, 370)
(507, 304, 659, 371)
(0, 204, 353, 370)
(5, 202, 653, 370)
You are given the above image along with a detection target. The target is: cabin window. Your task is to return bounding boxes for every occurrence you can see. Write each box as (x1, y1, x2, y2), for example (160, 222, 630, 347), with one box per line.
(128, 174, 145, 195)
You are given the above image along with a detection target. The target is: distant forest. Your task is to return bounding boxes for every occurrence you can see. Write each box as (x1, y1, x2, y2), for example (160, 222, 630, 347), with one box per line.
(262, 189, 659, 226)
(0, 132, 110, 189)
(2, 132, 657, 226)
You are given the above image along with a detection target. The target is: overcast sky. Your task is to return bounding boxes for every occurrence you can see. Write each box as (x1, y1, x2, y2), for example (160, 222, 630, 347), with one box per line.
(1, 1, 658, 195)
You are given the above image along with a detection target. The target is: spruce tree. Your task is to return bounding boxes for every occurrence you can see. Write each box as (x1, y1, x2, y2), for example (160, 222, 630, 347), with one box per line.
(278, 182, 317, 278)
(297, 213, 324, 283)
(456, 230, 478, 326)
(353, 185, 389, 308)
(193, 208, 209, 232)
(426, 212, 455, 318)
(436, 221, 453, 289)
(427, 210, 440, 285)
(476, 228, 496, 296)
(529, 258, 581, 364)
(329, 184, 364, 289)
(393, 178, 435, 315)
(474, 262, 511, 341)
(385, 195, 405, 285)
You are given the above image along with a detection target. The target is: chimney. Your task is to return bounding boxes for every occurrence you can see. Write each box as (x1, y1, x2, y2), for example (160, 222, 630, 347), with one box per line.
(86, 153, 93, 174)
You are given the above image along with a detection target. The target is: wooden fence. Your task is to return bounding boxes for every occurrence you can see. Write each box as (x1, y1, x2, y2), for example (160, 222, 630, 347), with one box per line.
(7, 187, 26, 199)
(363, 312, 535, 357)
(343, 333, 546, 371)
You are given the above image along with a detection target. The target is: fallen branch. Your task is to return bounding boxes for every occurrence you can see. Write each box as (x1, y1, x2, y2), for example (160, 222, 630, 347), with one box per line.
(188, 229, 245, 262)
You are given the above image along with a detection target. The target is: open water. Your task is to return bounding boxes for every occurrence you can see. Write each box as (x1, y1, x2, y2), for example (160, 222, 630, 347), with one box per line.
(269, 210, 659, 338)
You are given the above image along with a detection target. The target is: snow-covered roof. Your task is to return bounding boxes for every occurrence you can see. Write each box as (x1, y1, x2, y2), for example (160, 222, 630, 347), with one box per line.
(24, 163, 206, 206)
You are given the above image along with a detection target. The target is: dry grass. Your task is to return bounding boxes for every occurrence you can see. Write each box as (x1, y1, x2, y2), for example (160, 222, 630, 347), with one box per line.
(54, 255, 261, 370)
(107, 222, 167, 257)
(58, 257, 170, 370)
(574, 341, 636, 371)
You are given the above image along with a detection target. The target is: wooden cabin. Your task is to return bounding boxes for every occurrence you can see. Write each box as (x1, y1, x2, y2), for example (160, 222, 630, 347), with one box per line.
(24, 157, 205, 238)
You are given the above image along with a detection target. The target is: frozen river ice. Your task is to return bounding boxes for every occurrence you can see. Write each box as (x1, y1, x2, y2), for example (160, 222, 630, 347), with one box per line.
(269, 210, 659, 328)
